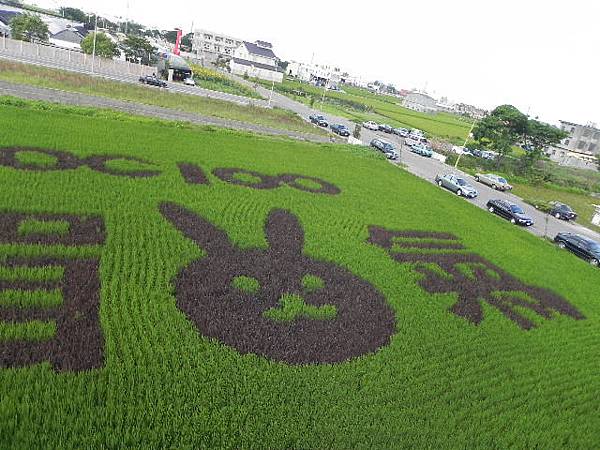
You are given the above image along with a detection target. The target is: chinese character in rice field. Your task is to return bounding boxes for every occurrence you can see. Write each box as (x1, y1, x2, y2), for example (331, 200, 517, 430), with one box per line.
(0, 213, 105, 372)
(367, 226, 585, 330)
(160, 202, 394, 364)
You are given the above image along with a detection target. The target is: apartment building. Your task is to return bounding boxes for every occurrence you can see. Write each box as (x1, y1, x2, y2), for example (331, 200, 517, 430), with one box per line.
(287, 61, 343, 85)
(403, 91, 438, 114)
(192, 29, 243, 61)
(546, 120, 600, 170)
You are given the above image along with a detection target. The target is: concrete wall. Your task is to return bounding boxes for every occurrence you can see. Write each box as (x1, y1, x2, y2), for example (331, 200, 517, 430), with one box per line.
(0, 35, 155, 78)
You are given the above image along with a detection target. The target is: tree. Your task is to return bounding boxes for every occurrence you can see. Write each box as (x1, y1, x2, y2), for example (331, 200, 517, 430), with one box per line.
(519, 119, 568, 172)
(80, 32, 119, 59)
(473, 105, 528, 165)
(58, 7, 87, 23)
(10, 13, 49, 42)
(277, 60, 289, 73)
(473, 104, 567, 173)
(120, 35, 155, 65)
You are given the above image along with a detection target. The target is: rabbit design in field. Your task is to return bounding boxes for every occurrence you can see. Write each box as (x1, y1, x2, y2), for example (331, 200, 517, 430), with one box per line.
(160, 202, 395, 364)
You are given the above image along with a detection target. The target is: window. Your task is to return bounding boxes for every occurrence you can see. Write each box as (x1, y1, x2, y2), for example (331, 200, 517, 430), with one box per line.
(204, 34, 212, 40)
(226, 39, 233, 44)
(564, 139, 570, 146)
(203, 43, 210, 50)
(224, 48, 231, 54)
(589, 143, 597, 153)
(571, 127, 575, 133)
(215, 37, 222, 42)
(577, 141, 586, 150)
(583, 128, 592, 137)
(214, 45, 221, 52)
(594, 132, 600, 140)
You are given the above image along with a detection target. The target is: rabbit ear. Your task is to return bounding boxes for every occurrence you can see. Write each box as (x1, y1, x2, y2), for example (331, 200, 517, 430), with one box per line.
(160, 202, 232, 255)
(264, 209, 304, 256)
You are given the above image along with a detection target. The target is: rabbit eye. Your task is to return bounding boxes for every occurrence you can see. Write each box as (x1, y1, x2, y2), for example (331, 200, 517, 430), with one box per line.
(302, 275, 325, 294)
(232, 276, 260, 294)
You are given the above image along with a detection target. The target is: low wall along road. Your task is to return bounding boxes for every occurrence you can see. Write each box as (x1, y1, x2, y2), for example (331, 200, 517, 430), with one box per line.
(0, 35, 154, 79)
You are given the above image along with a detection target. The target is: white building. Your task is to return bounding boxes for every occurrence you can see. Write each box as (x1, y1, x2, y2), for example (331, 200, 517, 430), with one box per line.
(546, 120, 600, 170)
(229, 40, 283, 83)
(403, 91, 438, 114)
(192, 29, 243, 61)
(287, 61, 344, 85)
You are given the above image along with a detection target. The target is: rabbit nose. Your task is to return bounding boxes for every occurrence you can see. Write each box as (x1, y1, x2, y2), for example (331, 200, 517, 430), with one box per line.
(263, 294, 337, 322)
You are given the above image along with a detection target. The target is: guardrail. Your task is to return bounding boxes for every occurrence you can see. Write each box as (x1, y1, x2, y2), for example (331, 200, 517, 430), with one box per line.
(0, 35, 154, 78)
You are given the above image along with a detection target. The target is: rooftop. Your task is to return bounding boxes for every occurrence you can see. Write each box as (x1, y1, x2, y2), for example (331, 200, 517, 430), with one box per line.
(243, 41, 277, 59)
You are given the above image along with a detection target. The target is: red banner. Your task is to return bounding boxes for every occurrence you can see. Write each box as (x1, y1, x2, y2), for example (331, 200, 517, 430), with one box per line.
(174, 29, 183, 55)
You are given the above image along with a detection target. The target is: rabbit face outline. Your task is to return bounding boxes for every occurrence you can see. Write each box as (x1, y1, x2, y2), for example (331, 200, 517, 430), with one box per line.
(160, 202, 395, 364)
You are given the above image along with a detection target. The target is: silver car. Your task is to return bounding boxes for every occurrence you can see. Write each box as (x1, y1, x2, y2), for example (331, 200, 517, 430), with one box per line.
(435, 173, 479, 198)
(474, 173, 512, 191)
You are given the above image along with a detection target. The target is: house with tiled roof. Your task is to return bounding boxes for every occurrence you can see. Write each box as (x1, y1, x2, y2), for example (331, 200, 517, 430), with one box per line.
(229, 40, 283, 83)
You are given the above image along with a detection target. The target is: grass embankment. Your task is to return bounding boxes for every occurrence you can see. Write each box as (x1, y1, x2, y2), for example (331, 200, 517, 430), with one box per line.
(447, 153, 600, 231)
(188, 64, 262, 99)
(257, 78, 472, 143)
(0, 60, 321, 136)
(0, 99, 599, 448)
(512, 183, 600, 232)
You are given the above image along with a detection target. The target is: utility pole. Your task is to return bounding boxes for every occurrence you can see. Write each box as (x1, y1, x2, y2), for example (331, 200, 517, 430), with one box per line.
(125, 0, 130, 35)
(268, 79, 275, 107)
(454, 118, 477, 169)
(91, 13, 98, 74)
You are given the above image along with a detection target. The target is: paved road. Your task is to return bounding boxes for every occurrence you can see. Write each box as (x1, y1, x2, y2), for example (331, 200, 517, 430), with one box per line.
(243, 77, 600, 242)
(0, 80, 328, 143)
(2, 66, 598, 243)
(0, 53, 267, 107)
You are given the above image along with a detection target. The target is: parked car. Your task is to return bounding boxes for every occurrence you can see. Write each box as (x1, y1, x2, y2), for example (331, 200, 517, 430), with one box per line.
(471, 149, 483, 158)
(550, 202, 578, 221)
(370, 139, 398, 160)
(139, 75, 168, 88)
(411, 144, 433, 157)
(435, 174, 479, 198)
(378, 124, 393, 134)
(404, 136, 419, 147)
(393, 128, 409, 137)
(554, 233, 600, 266)
(183, 77, 196, 86)
(309, 114, 329, 127)
(362, 121, 379, 131)
(330, 124, 351, 137)
(480, 151, 496, 160)
(474, 173, 513, 191)
(486, 199, 534, 226)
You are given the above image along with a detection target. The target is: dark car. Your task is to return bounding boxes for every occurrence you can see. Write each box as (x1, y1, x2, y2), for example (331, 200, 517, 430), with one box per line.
(378, 124, 393, 134)
(486, 199, 534, 226)
(554, 233, 600, 266)
(550, 202, 578, 221)
(370, 138, 398, 160)
(330, 124, 350, 137)
(309, 114, 329, 127)
(139, 75, 167, 88)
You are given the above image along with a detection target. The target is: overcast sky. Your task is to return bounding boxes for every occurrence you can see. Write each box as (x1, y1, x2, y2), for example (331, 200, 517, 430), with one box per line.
(31, 0, 600, 126)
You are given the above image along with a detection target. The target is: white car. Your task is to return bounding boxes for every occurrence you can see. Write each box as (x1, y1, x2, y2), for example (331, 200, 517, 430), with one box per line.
(362, 121, 379, 131)
(183, 78, 196, 86)
(404, 136, 419, 147)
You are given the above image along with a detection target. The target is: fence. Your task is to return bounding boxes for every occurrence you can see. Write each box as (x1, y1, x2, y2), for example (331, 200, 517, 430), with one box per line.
(0, 35, 155, 79)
